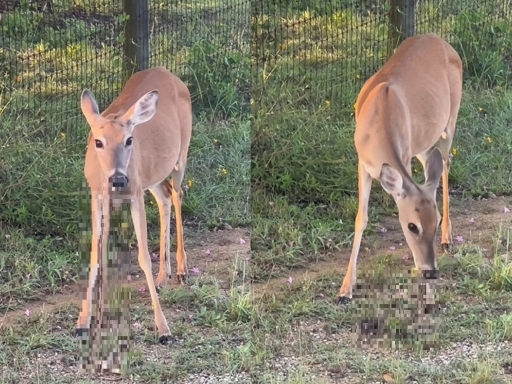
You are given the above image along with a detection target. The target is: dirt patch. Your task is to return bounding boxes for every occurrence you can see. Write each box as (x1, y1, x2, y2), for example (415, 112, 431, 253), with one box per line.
(254, 196, 512, 296)
(0, 226, 250, 328)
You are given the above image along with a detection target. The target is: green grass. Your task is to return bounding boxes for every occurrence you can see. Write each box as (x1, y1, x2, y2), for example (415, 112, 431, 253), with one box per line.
(0, 255, 253, 383)
(249, 225, 512, 383)
(249, 1, 512, 383)
(0, 0, 250, 310)
(2, 0, 512, 382)
(251, 0, 512, 279)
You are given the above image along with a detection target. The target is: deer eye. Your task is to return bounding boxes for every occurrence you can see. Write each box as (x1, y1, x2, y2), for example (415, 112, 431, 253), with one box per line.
(95, 140, 103, 149)
(126, 137, 133, 146)
(408, 223, 419, 235)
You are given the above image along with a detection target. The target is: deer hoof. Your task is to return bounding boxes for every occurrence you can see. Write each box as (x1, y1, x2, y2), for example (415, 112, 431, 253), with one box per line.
(441, 242, 452, 252)
(337, 296, 351, 305)
(159, 334, 172, 345)
(75, 328, 88, 338)
(177, 274, 187, 284)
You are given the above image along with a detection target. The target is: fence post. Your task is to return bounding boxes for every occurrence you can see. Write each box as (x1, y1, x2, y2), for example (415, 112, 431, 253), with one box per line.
(122, 0, 149, 84)
(387, 0, 415, 58)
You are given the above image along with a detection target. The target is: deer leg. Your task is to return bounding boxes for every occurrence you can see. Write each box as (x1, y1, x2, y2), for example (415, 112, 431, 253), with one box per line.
(130, 190, 171, 343)
(338, 162, 372, 304)
(149, 185, 172, 287)
(439, 126, 455, 250)
(170, 178, 188, 284)
(416, 150, 442, 228)
(76, 193, 103, 335)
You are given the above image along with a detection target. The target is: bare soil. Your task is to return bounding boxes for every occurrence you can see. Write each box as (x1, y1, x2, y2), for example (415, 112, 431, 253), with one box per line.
(0, 226, 251, 328)
(254, 195, 512, 296)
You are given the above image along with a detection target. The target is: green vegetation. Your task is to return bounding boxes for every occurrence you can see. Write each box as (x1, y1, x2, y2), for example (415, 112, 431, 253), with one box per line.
(2, 0, 512, 382)
(249, 1, 512, 383)
(252, 0, 512, 276)
(0, 1, 251, 381)
(250, 227, 512, 383)
(0, 0, 250, 302)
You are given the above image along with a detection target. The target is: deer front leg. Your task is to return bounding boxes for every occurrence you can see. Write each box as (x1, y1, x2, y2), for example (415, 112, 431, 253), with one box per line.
(338, 163, 372, 304)
(76, 193, 103, 336)
(130, 190, 171, 343)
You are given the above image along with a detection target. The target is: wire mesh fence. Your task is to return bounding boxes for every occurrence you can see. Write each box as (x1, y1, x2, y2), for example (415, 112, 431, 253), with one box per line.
(0, 0, 250, 148)
(0, 0, 250, 235)
(252, 0, 512, 111)
(251, 0, 512, 216)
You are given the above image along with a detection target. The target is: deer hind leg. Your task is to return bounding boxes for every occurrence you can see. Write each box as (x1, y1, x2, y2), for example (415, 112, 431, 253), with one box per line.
(170, 162, 188, 283)
(76, 192, 104, 335)
(416, 149, 442, 228)
(149, 184, 172, 287)
(130, 189, 170, 343)
(438, 122, 456, 250)
(338, 162, 373, 304)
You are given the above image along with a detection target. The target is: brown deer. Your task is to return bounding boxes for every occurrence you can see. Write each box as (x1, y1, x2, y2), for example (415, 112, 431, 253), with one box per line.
(76, 66, 192, 343)
(338, 33, 463, 303)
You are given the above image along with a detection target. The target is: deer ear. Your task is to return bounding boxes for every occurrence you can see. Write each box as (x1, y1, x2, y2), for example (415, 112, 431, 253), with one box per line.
(380, 163, 405, 198)
(424, 148, 443, 192)
(121, 90, 159, 130)
(81, 89, 101, 127)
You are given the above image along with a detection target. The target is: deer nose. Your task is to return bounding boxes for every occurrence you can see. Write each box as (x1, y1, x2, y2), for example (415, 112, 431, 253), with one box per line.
(109, 174, 129, 188)
(422, 269, 438, 280)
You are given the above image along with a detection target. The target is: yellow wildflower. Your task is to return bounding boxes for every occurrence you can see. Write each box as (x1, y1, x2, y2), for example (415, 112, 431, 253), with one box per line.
(486, 136, 492, 143)
(324, 100, 330, 107)
(451, 147, 457, 156)
(187, 179, 193, 188)
(221, 167, 227, 175)
(60, 132, 66, 139)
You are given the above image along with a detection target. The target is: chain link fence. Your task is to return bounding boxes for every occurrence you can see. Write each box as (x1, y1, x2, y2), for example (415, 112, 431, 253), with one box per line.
(0, 0, 249, 141)
(0, 0, 249, 235)
(251, 0, 512, 219)
(252, 0, 512, 110)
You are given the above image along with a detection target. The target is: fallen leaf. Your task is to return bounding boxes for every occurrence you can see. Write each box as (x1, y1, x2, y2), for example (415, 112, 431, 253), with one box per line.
(382, 371, 394, 383)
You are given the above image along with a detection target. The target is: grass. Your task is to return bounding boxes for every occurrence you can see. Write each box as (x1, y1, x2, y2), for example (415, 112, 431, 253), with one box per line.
(0, 254, 253, 383)
(2, 0, 512, 383)
(0, 0, 250, 309)
(1, 1, 252, 381)
(251, 0, 512, 279)
(249, 0, 512, 383)
(249, 223, 512, 383)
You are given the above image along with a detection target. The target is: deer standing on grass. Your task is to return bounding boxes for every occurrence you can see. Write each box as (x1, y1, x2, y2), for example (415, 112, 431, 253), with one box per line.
(338, 33, 463, 304)
(76, 66, 192, 343)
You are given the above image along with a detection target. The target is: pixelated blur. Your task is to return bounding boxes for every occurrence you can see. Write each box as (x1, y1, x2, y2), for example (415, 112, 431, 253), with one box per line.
(77, 190, 131, 375)
(349, 268, 439, 350)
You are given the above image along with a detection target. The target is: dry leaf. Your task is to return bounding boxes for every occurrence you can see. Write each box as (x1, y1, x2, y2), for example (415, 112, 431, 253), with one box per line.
(382, 371, 394, 383)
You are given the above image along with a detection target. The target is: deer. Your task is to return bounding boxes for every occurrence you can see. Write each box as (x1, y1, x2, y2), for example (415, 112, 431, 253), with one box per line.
(75, 66, 192, 343)
(338, 33, 463, 304)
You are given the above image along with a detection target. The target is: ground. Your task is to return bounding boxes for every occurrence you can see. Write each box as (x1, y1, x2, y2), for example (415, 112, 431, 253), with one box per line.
(256, 196, 512, 293)
(1, 197, 512, 383)
(251, 195, 512, 384)
(0, 226, 252, 384)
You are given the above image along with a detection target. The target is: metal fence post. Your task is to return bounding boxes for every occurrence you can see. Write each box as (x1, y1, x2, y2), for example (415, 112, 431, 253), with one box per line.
(122, 0, 150, 84)
(387, 0, 416, 58)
